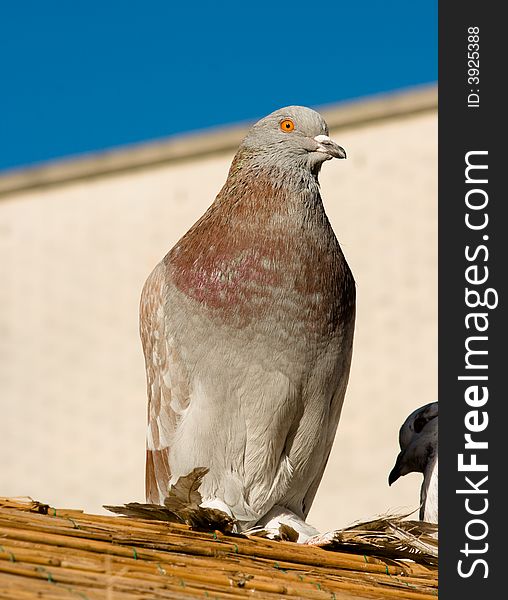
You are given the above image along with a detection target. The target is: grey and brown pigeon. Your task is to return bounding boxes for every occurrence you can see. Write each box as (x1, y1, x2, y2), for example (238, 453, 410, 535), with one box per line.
(140, 106, 356, 541)
(389, 402, 438, 523)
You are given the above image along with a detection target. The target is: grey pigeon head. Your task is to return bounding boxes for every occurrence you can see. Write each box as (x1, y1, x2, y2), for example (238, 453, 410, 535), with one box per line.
(389, 402, 438, 486)
(239, 106, 346, 175)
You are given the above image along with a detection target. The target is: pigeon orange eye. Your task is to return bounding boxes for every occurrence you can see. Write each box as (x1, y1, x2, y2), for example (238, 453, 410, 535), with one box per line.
(280, 119, 295, 132)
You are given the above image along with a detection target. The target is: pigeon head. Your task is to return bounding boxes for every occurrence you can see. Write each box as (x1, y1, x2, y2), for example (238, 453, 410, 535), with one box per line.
(388, 402, 438, 486)
(239, 106, 346, 176)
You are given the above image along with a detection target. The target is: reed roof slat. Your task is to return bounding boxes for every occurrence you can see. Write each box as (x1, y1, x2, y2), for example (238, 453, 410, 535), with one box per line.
(0, 498, 437, 599)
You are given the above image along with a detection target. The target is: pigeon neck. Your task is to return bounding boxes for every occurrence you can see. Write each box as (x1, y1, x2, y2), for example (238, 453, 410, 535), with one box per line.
(220, 158, 323, 214)
(425, 453, 438, 479)
(421, 456, 438, 521)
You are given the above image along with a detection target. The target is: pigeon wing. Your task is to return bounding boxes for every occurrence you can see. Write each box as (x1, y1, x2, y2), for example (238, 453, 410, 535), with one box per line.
(302, 339, 354, 517)
(140, 262, 190, 504)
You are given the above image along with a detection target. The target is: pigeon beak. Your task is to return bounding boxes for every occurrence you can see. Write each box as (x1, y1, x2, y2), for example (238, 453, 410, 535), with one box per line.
(313, 135, 347, 159)
(388, 452, 405, 486)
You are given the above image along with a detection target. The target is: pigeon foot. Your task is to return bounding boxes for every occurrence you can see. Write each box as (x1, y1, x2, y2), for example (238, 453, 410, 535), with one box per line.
(246, 505, 319, 543)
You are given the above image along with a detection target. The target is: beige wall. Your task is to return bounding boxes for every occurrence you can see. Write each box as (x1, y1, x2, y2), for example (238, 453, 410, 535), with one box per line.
(0, 103, 437, 532)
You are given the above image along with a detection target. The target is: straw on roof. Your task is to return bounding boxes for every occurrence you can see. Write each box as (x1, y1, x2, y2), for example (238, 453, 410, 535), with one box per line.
(0, 498, 437, 599)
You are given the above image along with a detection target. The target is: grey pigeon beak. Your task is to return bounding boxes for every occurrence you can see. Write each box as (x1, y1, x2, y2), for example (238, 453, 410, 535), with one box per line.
(388, 453, 404, 486)
(313, 135, 347, 159)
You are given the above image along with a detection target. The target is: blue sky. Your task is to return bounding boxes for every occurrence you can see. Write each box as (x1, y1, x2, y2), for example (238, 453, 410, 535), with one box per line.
(0, 2, 437, 172)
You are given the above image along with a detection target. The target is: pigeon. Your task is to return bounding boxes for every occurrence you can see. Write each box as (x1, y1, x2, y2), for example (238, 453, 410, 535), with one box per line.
(140, 106, 356, 542)
(389, 402, 438, 523)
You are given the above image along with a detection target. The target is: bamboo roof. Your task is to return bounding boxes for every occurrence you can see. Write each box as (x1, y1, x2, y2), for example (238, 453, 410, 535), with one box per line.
(0, 498, 437, 599)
